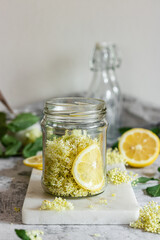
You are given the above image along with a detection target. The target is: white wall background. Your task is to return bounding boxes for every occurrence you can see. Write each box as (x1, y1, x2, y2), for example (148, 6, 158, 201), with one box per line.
(0, 0, 160, 108)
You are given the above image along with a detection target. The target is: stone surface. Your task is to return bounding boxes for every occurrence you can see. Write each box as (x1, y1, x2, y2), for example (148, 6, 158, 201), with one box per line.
(1, 157, 160, 239)
(0, 97, 160, 239)
(22, 164, 139, 225)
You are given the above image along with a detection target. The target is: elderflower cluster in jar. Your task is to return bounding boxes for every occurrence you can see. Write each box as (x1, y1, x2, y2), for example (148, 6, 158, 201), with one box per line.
(42, 130, 100, 197)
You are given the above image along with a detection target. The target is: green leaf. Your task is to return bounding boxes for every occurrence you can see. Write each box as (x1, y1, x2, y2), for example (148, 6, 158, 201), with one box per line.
(0, 112, 7, 139)
(111, 141, 118, 149)
(118, 127, 132, 134)
(5, 141, 22, 156)
(1, 134, 18, 147)
(1, 134, 22, 156)
(15, 229, 31, 240)
(0, 125, 7, 139)
(7, 113, 39, 132)
(1, 134, 22, 157)
(158, 167, 160, 173)
(151, 127, 160, 136)
(22, 136, 42, 158)
(146, 184, 160, 197)
(135, 176, 160, 184)
(0, 112, 6, 124)
(0, 147, 3, 156)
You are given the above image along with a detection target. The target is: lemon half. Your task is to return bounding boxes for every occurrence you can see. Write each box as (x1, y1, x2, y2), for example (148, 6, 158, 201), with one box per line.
(23, 155, 43, 169)
(119, 128, 160, 167)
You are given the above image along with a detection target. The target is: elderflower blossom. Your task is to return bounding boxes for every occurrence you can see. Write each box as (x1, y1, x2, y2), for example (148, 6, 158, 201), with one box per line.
(131, 178, 140, 187)
(111, 193, 116, 197)
(40, 197, 74, 211)
(26, 230, 44, 240)
(93, 233, 101, 237)
(107, 168, 133, 184)
(14, 207, 20, 212)
(43, 130, 99, 197)
(88, 204, 94, 209)
(106, 148, 127, 165)
(16, 123, 42, 144)
(130, 201, 160, 234)
(98, 198, 107, 205)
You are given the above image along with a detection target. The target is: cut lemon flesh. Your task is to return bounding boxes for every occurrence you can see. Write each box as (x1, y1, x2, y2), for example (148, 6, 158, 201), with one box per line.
(119, 128, 160, 167)
(72, 144, 104, 191)
(23, 155, 43, 169)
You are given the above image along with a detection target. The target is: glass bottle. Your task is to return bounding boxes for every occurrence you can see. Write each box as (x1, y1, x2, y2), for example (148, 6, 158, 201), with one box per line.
(86, 42, 121, 144)
(107, 44, 122, 127)
(41, 97, 107, 198)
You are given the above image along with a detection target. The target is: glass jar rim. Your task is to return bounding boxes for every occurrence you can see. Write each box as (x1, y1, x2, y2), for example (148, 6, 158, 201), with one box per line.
(44, 97, 106, 122)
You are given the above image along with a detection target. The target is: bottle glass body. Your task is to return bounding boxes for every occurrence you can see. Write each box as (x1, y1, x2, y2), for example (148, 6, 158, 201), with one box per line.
(87, 43, 122, 144)
(108, 68, 122, 127)
(87, 70, 119, 144)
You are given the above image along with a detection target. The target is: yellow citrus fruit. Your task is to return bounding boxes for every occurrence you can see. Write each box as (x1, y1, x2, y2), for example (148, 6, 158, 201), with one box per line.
(36, 166, 43, 170)
(23, 155, 43, 169)
(72, 144, 104, 191)
(119, 128, 160, 167)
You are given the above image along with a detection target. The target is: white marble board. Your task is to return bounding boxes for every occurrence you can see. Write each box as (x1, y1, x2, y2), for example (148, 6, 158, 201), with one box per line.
(22, 163, 139, 225)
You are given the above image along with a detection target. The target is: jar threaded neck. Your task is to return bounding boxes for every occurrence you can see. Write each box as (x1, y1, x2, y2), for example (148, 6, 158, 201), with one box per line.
(44, 97, 106, 123)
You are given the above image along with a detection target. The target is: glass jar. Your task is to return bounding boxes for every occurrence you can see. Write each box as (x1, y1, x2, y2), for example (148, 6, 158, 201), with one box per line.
(41, 97, 107, 198)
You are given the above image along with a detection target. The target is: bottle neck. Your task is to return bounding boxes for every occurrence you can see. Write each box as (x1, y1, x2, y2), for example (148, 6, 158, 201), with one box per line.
(108, 68, 116, 80)
(91, 68, 110, 82)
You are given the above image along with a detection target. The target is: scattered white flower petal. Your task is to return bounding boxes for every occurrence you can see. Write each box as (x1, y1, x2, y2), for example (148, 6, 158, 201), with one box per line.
(40, 197, 74, 211)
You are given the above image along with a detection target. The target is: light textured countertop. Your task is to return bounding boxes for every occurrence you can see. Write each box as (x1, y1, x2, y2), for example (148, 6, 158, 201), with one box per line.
(1, 156, 160, 240)
(0, 96, 160, 240)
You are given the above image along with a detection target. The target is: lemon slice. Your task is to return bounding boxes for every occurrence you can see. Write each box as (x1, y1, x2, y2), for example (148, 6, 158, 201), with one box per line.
(36, 165, 43, 170)
(72, 144, 104, 191)
(23, 155, 43, 169)
(119, 128, 160, 167)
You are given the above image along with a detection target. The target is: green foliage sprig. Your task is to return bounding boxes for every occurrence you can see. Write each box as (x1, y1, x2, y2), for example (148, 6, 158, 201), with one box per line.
(0, 112, 42, 158)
